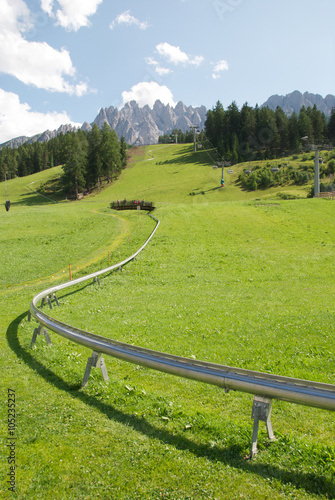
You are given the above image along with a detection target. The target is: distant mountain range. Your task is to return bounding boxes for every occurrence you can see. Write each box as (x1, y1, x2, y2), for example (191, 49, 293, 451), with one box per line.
(1, 124, 78, 149)
(1, 91, 334, 149)
(261, 90, 335, 117)
(84, 99, 207, 145)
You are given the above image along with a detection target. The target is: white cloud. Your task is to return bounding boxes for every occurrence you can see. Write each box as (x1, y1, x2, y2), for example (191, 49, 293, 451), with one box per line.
(41, 0, 103, 31)
(121, 81, 176, 108)
(145, 57, 171, 76)
(0, 0, 90, 94)
(40, 0, 53, 17)
(0, 0, 32, 33)
(156, 42, 204, 67)
(212, 59, 229, 79)
(74, 81, 92, 97)
(0, 88, 80, 143)
(110, 10, 150, 30)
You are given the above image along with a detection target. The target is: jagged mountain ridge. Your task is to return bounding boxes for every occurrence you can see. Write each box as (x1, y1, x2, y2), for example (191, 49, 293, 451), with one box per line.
(0, 100, 207, 149)
(0, 124, 78, 149)
(261, 90, 335, 116)
(87, 100, 207, 145)
(1, 91, 334, 149)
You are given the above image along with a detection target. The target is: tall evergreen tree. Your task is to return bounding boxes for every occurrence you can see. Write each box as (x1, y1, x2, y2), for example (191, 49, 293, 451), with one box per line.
(101, 123, 121, 183)
(327, 108, 335, 143)
(288, 112, 300, 152)
(256, 107, 278, 158)
(120, 136, 127, 168)
(275, 106, 289, 152)
(62, 131, 87, 198)
(298, 106, 314, 143)
(308, 105, 326, 144)
(87, 124, 102, 189)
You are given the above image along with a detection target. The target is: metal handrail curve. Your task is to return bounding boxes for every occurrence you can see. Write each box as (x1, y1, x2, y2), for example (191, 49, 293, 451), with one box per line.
(29, 212, 335, 455)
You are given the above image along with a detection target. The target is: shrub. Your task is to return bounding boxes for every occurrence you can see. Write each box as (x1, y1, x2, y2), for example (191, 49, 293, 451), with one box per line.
(320, 182, 335, 192)
(276, 192, 299, 200)
(293, 171, 312, 185)
(327, 159, 335, 174)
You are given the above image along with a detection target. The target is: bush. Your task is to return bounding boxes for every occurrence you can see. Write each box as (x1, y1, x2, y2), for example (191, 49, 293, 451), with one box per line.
(276, 192, 299, 200)
(320, 182, 335, 192)
(327, 159, 335, 174)
(293, 171, 312, 185)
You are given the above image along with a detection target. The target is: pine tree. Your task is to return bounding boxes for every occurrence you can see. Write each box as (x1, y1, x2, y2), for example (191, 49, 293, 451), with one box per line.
(87, 124, 102, 190)
(120, 136, 127, 168)
(62, 132, 87, 198)
(308, 105, 326, 144)
(101, 123, 122, 183)
(298, 106, 313, 141)
(275, 106, 289, 152)
(327, 108, 335, 143)
(288, 112, 300, 152)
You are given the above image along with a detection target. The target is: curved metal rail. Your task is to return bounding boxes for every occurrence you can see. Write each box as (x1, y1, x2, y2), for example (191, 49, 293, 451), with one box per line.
(29, 213, 335, 456)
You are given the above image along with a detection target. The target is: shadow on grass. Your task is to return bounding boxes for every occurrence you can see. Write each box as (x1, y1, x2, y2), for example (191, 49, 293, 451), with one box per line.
(7, 312, 335, 498)
(155, 146, 216, 168)
(189, 186, 222, 196)
(10, 191, 59, 206)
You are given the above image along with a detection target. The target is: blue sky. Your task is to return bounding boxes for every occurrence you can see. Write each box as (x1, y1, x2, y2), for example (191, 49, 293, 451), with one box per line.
(0, 0, 334, 142)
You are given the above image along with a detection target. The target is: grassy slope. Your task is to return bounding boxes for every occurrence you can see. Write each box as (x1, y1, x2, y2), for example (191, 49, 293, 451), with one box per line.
(1, 145, 335, 499)
(91, 144, 316, 204)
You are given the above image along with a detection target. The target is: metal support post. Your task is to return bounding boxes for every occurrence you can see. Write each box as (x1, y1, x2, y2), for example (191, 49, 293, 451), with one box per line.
(30, 324, 52, 348)
(190, 125, 199, 152)
(314, 150, 320, 197)
(250, 396, 275, 457)
(52, 293, 59, 306)
(81, 351, 109, 388)
(41, 294, 59, 309)
(93, 276, 100, 286)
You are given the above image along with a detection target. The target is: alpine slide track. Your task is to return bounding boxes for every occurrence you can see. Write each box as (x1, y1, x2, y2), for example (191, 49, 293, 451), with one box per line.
(29, 211, 335, 458)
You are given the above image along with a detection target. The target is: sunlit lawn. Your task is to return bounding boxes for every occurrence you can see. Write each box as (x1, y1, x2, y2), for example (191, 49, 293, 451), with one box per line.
(1, 145, 335, 499)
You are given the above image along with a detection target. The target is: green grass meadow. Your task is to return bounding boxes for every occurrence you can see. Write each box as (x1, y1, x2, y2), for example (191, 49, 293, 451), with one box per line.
(1, 145, 335, 499)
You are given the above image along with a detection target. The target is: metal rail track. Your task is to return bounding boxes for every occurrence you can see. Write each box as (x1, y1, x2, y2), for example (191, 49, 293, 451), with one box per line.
(29, 213, 335, 456)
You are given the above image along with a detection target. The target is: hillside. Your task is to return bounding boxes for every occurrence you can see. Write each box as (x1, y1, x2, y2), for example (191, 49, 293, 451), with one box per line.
(1, 150, 334, 498)
(89, 144, 333, 204)
(4, 143, 333, 207)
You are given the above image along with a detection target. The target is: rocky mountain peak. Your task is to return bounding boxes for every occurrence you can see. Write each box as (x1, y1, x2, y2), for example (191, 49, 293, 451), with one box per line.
(261, 90, 335, 116)
(88, 100, 207, 145)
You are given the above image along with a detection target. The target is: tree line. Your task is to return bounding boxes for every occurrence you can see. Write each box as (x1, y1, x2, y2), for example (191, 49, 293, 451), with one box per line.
(0, 123, 127, 197)
(204, 102, 335, 163)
